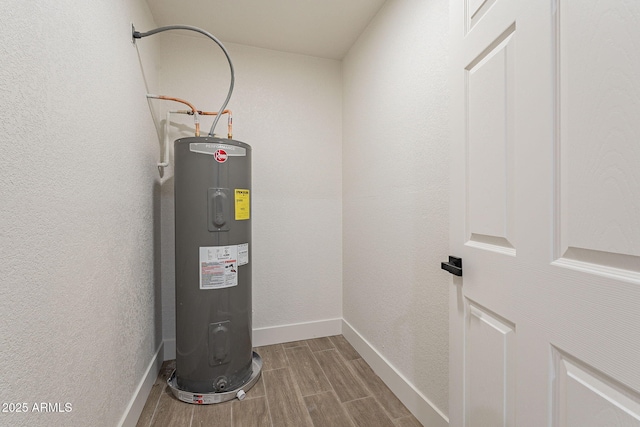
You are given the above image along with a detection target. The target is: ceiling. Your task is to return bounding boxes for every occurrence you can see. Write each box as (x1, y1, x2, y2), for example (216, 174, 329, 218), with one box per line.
(145, 0, 387, 60)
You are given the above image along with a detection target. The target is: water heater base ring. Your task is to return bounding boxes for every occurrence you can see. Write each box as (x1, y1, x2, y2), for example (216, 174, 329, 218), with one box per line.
(167, 352, 262, 405)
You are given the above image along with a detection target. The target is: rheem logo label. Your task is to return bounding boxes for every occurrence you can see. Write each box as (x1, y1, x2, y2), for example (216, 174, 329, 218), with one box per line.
(214, 149, 228, 163)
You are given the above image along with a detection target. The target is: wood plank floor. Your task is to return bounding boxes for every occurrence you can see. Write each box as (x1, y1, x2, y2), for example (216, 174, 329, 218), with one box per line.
(136, 335, 423, 427)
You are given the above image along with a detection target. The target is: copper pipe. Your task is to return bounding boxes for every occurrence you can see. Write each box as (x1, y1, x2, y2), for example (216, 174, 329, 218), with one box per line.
(199, 110, 233, 139)
(147, 94, 201, 137)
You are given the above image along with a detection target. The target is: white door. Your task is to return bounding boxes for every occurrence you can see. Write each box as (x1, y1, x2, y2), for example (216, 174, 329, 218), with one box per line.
(449, 0, 640, 426)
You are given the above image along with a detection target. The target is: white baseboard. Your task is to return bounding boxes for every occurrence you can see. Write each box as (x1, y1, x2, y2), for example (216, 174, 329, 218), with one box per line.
(252, 318, 342, 347)
(118, 341, 164, 427)
(342, 319, 449, 427)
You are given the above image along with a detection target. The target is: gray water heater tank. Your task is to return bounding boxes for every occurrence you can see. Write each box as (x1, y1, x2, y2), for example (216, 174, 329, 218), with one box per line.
(171, 136, 260, 401)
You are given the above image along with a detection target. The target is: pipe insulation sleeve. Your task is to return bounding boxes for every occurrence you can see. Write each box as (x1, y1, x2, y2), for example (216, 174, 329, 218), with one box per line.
(134, 25, 235, 137)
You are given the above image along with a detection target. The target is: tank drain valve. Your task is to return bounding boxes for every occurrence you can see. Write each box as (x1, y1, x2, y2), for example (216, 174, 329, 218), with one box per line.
(236, 390, 246, 401)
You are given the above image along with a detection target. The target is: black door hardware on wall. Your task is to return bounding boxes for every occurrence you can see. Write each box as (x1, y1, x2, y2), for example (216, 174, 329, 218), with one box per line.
(441, 256, 462, 276)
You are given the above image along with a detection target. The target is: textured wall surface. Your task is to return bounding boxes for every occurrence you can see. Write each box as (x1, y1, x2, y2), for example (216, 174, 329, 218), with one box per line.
(0, 1, 161, 426)
(342, 0, 450, 416)
(155, 35, 343, 346)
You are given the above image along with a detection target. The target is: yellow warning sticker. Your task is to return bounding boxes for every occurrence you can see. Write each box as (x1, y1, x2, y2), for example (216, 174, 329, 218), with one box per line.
(234, 189, 250, 220)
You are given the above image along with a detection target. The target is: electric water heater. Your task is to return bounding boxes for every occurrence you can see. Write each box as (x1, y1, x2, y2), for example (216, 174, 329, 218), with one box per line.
(168, 136, 261, 404)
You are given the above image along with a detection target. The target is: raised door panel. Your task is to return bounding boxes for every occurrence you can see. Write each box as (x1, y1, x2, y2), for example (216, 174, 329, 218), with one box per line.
(555, 0, 640, 281)
(466, 0, 498, 32)
(552, 349, 640, 426)
(466, 26, 516, 255)
(465, 302, 515, 427)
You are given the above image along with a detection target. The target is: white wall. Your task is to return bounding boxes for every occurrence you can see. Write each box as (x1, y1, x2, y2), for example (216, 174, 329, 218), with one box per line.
(0, 1, 162, 426)
(156, 35, 344, 353)
(343, 0, 450, 420)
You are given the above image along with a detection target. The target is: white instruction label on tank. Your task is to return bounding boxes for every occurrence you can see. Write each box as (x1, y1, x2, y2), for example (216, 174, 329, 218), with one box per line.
(199, 245, 238, 290)
(238, 243, 249, 266)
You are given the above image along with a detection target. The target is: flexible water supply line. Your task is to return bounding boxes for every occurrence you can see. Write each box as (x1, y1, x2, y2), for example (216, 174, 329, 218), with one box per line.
(133, 25, 235, 137)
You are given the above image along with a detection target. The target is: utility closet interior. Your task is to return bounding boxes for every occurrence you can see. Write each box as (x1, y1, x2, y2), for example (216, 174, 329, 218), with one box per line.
(0, 0, 450, 426)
